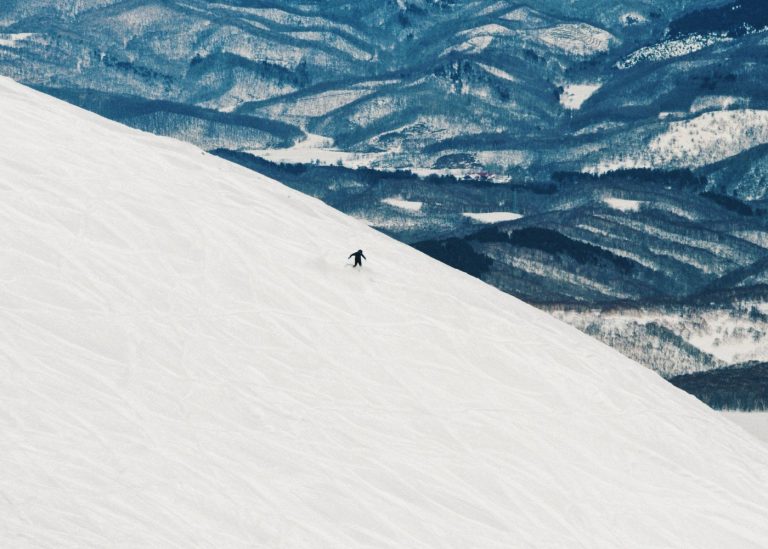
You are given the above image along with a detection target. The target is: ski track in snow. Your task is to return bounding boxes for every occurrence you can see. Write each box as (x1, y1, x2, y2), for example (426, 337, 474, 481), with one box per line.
(1, 78, 768, 547)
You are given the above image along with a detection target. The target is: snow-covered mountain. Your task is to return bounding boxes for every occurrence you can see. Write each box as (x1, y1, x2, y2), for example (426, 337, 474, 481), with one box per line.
(3, 0, 766, 174)
(4, 1, 768, 403)
(3, 78, 768, 547)
(0, 0, 730, 168)
(209, 152, 768, 395)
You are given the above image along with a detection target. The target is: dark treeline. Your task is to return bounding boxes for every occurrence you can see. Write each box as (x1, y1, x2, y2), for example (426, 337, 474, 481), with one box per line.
(471, 227, 637, 274)
(668, 0, 768, 39)
(670, 363, 768, 411)
(552, 169, 706, 189)
(412, 238, 494, 278)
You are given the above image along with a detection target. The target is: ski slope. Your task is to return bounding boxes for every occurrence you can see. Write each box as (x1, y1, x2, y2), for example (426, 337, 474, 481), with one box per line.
(1, 77, 768, 548)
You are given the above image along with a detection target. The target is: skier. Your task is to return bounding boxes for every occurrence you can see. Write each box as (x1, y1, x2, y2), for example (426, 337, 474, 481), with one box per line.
(348, 249, 366, 268)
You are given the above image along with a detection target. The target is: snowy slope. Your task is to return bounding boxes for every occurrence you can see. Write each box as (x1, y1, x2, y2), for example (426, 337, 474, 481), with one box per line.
(724, 412, 768, 445)
(2, 78, 768, 548)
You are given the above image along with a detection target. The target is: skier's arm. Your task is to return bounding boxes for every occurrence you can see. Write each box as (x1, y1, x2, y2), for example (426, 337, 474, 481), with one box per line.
(362, 253, 367, 260)
(348, 253, 354, 259)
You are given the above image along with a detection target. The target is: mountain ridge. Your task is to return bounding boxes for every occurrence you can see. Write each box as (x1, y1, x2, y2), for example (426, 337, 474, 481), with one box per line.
(3, 75, 768, 547)
(4, 0, 768, 400)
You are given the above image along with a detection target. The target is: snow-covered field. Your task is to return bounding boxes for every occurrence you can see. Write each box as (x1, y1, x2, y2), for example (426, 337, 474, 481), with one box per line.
(3, 78, 768, 547)
(463, 212, 523, 223)
(560, 83, 601, 110)
(248, 133, 387, 168)
(603, 197, 644, 212)
(247, 133, 480, 177)
(381, 197, 423, 212)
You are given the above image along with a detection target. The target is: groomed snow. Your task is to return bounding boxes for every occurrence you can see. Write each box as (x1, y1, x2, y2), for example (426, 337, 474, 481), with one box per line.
(2, 77, 768, 547)
(463, 212, 523, 223)
(381, 197, 423, 212)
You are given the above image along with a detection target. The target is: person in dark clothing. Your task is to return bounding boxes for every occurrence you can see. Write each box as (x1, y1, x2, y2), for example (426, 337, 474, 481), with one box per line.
(349, 249, 366, 267)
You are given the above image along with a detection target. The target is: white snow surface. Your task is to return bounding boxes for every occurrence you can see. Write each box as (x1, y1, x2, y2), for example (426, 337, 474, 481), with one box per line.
(477, 62, 517, 82)
(602, 198, 644, 212)
(2, 77, 768, 547)
(249, 133, 386, 168)
(381, 197, 423, 212)
(725, 413, 768, 445)
(560, 83, 602, 110)
(463, 212, 523, 223)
